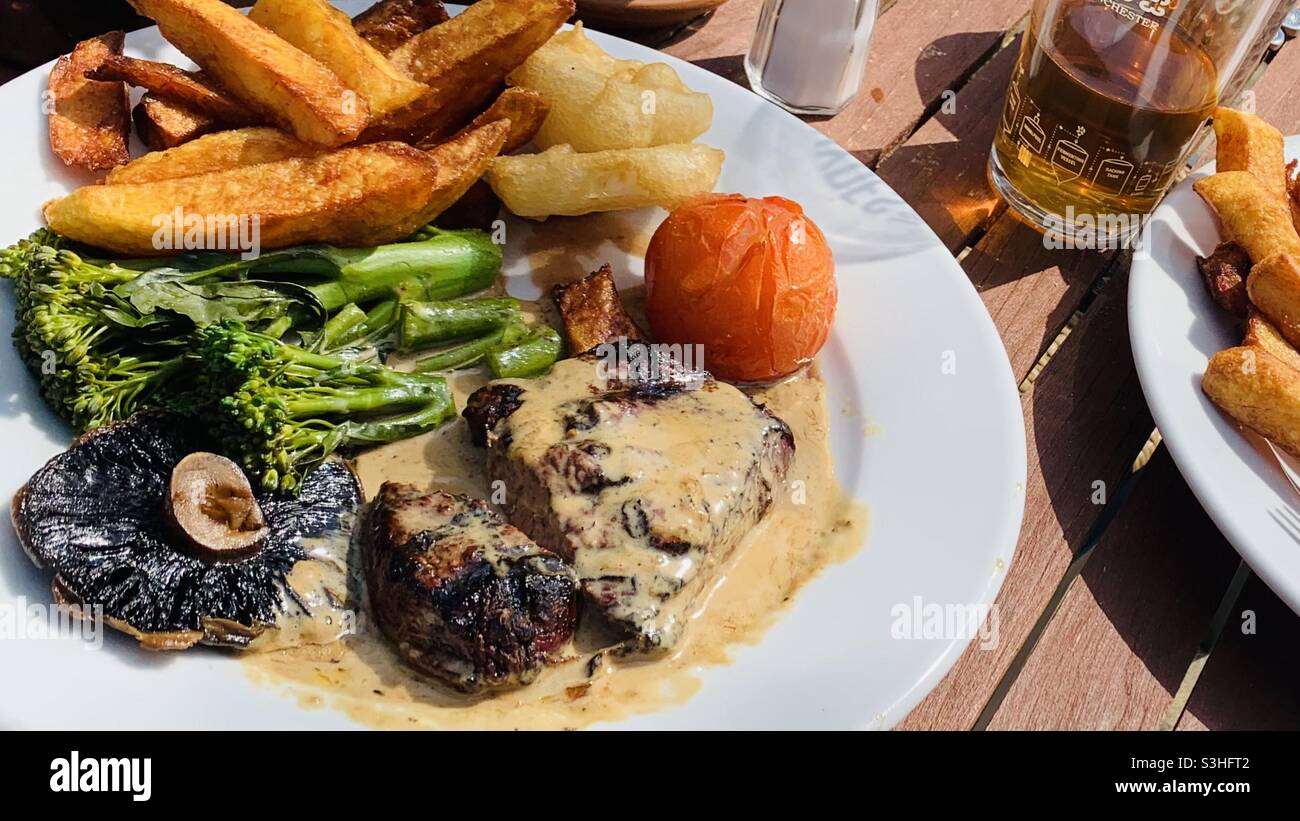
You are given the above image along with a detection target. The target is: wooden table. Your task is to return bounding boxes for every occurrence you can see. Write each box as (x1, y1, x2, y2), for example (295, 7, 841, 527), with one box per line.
(2, 0, 1296, 729)
(620, 0, 1300, 730)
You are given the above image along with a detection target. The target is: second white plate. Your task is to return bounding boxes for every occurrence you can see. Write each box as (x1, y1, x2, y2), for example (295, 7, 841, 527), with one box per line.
(1130, 135, 1300, 616)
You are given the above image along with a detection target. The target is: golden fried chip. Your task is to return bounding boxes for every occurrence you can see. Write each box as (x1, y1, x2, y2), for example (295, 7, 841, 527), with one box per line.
(415, 120, 510, 225)
(1247, 252, 1300, 350)
(44, 142, 446, 255)
(1245, 308, 1300, 373)
(1203, 345, 1300, 457)
(132, 94, 221, 150)
(250, 0, 426, 119)
(88, 56, 254, 124)
(108, 127, 319, 184)
(352, 0, 449, 55)
(47, 32, 131, 171)
(367, 0, 572, 142)
(129, 0, 369, 146)
(487, 142, 724, 219)
(1213, 107, 1287, 203)
(1194, 171, 1300, 263)
(422, 87, 550, 154)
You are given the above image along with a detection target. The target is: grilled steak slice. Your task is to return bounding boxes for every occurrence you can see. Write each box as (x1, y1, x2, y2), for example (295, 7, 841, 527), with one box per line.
(464, 348, 794, 652)
(363, 484, 578, 693)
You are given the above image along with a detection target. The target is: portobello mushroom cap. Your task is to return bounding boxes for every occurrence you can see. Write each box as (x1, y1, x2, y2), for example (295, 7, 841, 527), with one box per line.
(11, 413, 363, 650)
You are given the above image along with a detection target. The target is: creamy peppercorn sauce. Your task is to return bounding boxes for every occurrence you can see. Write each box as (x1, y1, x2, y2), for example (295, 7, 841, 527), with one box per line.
(243, 287, 868, 728)
(245, 210, 873, 722)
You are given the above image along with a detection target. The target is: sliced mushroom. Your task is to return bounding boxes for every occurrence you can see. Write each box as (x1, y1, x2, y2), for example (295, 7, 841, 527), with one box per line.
(167, 452, 268, 560)
(11, 413, 363, 651)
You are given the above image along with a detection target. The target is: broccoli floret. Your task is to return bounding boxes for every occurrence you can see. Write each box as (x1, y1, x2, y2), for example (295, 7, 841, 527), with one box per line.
(2, 234, 186, 431)
(194, 321, 455, 492)
(1, 227, 502, 433)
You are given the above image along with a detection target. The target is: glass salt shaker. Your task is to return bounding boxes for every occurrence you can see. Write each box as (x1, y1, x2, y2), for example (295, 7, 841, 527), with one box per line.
(744, 0, 882, 116)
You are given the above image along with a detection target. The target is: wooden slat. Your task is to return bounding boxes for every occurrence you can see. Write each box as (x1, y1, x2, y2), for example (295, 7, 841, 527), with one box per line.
(1176, 574, 1300, 730)
(899, 260, 1154, 729)
(875, 34, 1021, 251)
(975, 38, 1300, 731)
(966, 224, 1120, 380)
(663, 0, 1032, 167)
(987, 448, 1239, 729)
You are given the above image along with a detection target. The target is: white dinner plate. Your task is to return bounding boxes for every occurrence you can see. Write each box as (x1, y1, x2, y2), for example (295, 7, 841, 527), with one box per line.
(1130, 135, 1300, 616)
(0, 2, 1026, 729)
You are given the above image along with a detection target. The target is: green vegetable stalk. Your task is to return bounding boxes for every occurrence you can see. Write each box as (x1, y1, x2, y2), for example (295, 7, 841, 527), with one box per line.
(398, 297, 524, 352)
(195, 321, 455, 492)
(487, 326, 563, 378)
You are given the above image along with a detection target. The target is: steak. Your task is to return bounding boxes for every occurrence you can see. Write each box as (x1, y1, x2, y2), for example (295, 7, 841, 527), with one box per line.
(464, 346, 794, 652)
(362, 484, 579, 692)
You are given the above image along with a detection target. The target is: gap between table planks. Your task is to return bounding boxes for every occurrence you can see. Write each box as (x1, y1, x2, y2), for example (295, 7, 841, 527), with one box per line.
(981, 38, 1300, 731)
(649, 0, 1300, 728)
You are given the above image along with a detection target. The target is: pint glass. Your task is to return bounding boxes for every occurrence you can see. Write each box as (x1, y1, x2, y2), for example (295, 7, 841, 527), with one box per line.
(989, 0, 1286, 241)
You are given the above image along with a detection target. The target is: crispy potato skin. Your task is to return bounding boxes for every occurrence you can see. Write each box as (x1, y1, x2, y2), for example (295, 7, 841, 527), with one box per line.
(420, 86, 549, 153)
(250, 0, 426, 119)
(132, 94, 221, 150)
(1203, 345, 1300, 458)
(1247, 252, 1300, 350)
(108, 127, 320, 184)
(1245, 308, 1300, 373)
(353, 0, 449, 55)
(1213, 107, 1288, 203)
(1194, 171, 1300, 263)
(415, 119, 509, 225)
(89, 56, 254, 124)
(44, 142, 445, 255)
(510, 22, 712, 152)
(552, 264, 644, 354)
(366, 0, 572, 142)
(129, 0, 369, 146)
(48, 32, 131, 171)
(488, 142, 724, 218)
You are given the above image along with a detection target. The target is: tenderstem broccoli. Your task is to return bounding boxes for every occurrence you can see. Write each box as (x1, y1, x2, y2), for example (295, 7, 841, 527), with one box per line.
(195, 321, 455, 492)
(1, 228, 500, 433)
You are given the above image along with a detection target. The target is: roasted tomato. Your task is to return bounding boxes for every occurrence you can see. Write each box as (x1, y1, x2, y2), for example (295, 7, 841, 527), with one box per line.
(645, 194, 836, 382)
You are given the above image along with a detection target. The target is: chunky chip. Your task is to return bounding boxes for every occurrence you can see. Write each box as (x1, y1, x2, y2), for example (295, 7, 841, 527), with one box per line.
(367, 0, 572, 142)
(1245, 308, 1300, 373)
(1194, 171, 1300, 263)
(415, 120, 510, 226)
(133, 94, 221, 150)
(249, 0, 426, 119)
(353, 0, 449, 55)
(510, 22, 712, 152)
(108, 127, 320, 184)
(45, 141, 450, 255)
(1213, 106, 1287, 203)
(487, 142, 725, 218)
(128, 0, 370, 146)
(1246, 252, 1300, 350)
(47, 32, 131, 171)
(1203, 344, 1300, 458)
(88, 56, 254, 124)
(422, 86, 550, 153)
